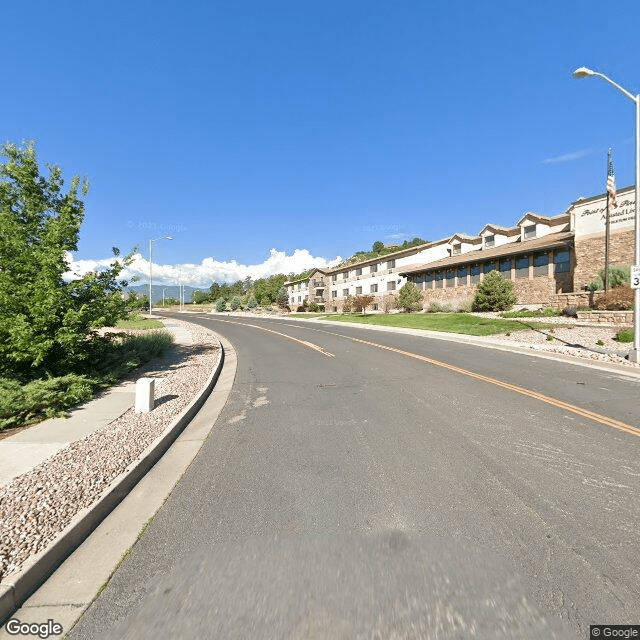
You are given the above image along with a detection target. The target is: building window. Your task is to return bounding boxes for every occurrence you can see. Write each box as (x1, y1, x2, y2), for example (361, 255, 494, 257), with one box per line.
(515, 255, 529, 278)
(343, 272, 348, 280)
(297, 283, 301, 290)
(372, 303, 378, 310)
(387, 259, 396, 269)
(470, 264, 481, 284)
(485, 235, 495, 248)
(457, 265, 468, 282)
(483, 261, 496, 275)
(355, 286, 362, 295)
(499, 258, 513, 277)
(387, 281, 396, 291)
(435, 270, 444, 282)
(356, 267, 362, 276)
(426, 271, 434, 284)
(298, 296, 301, 302)
(554, 248, 571, 274)
(370, 283, 378, 293)
(445, 269, 455, 286)
(343, 288, 349, 297)
(524, 224, 536, 239)
(332, 290, 337, 298)
(416, 274, 425, 285)
(332, 274, 337, 282)
(332, 306, 337, 312)
(370, 264, 378, 273)
(452, 243, 461, 255)
(533, 251, 549, 276)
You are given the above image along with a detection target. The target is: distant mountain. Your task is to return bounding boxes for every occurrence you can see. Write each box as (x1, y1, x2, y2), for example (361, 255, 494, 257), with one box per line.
(125, 284, 205, 304)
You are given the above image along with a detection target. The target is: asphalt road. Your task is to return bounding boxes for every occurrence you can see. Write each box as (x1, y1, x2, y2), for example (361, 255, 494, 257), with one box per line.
(69, 314, 640, 639)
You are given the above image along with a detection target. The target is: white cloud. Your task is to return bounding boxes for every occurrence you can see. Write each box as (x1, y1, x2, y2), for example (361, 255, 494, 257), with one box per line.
(542, 148, 593, 164)
(64, 249, 343, 287)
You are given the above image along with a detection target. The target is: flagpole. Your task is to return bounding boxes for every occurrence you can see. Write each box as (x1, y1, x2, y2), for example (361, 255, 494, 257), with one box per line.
(605, 149, 611, 293)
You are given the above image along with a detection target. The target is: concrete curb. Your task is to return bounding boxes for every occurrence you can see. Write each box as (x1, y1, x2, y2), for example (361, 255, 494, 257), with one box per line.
(0, 334, 225, 626)
(269, 315, 640, 380)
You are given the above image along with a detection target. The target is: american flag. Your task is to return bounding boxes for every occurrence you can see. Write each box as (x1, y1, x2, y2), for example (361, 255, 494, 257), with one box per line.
(607, 148, 617, 209)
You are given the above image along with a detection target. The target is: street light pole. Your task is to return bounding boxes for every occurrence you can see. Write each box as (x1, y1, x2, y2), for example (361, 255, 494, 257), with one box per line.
(573, 67, 640, 362)
(148, 236, 172, 317)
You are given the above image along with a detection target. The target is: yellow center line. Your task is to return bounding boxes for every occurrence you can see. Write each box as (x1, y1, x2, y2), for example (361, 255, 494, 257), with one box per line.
(267, 319, 640, 438)
(346, 334, 640, 438)
(211, 318, 334, 358)
(209, 317, 638, 437)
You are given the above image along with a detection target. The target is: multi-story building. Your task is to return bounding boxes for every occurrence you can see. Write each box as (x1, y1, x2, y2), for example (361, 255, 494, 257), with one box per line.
(285, 186, 636, 311)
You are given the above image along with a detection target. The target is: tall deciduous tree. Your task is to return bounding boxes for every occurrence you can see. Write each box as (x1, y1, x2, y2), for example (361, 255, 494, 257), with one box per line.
(0, 142, 132, 380)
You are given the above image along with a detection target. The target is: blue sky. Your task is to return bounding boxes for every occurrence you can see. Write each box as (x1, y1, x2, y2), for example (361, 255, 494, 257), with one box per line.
(4, 0, 640, 285)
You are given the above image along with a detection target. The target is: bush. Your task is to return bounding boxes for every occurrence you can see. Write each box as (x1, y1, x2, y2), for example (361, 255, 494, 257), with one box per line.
(0, 331, 173, 430)
(216, 298, 227, 312)
(588, 265, 631, 291)
(308, 301, 320, 312)
(396, 282, 422, 312)
(230, 296, 242, 311)
(592, 286, 634, 311)
(246, 296, 258, 309)
(427, 301, 443, 313)
(454, 298, 474, 313)
(472, 271, 517, 312)
(342, 295, 353, 313)
(615, 328, 634, 343)
(296, 305, 306, 312)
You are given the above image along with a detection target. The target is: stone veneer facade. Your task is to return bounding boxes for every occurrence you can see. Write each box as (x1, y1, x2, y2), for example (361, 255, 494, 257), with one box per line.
(286, 185, 637, 312)
(573, 228, 635, 290)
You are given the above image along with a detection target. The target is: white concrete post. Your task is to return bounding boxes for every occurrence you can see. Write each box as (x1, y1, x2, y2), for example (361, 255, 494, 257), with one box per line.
(135, 378, 155, 413)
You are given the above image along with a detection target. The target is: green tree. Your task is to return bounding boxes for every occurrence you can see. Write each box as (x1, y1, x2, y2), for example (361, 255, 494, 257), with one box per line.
(397, 282, 423, 312)
(372, 240, 385, 253)
(216, 298, 227, 312)
(246, 296, 258, 309)
(230, 296, 242, 311)
(472, 271, 517, 311)
(0, 142, 133, 380)
(192, 290, 210, 304)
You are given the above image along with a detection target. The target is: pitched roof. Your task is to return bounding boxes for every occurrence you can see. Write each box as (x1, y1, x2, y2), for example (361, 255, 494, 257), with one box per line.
(448, 233, 482, 244)
(516, 212, 570, 226)
(284, 268, 328, 286)
(479, 224, 520, 236)
(325, 239, 451, 273)
(399, 231, 574, 275)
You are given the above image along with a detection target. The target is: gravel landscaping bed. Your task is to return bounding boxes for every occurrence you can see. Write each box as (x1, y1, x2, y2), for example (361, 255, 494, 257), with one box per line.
(469, 312, 639, 368)
(0, 320, 219, 583)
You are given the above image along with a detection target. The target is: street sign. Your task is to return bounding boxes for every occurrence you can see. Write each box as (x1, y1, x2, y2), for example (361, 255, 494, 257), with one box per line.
(632, 265, 640, 289)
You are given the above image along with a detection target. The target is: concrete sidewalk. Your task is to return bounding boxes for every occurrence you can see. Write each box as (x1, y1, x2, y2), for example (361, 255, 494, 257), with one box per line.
(0, 320, 192, 487)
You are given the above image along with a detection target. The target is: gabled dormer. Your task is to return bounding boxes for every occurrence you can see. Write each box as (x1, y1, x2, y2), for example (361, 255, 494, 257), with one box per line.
(516, 213, 548, 241)
(516, 212, 570, 241)
(479, 224, 519, 249)
(447, 233, 482, 256)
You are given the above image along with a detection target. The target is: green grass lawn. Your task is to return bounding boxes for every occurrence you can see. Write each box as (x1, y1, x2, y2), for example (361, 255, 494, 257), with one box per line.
(288, 312, 336, 318)
(319, 312, 555, 336)
(500, 308, 562, 318)
(115, 317, 165, 330)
